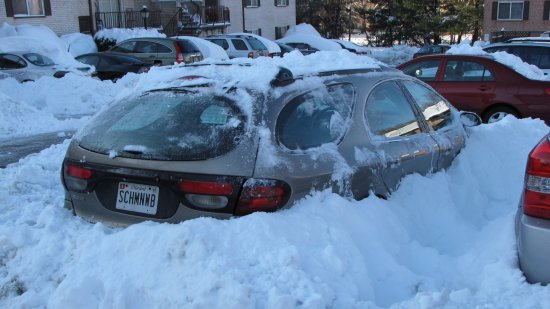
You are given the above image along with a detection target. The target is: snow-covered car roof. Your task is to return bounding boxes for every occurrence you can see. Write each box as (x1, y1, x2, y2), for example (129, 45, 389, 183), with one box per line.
(277, 34, 342, 52)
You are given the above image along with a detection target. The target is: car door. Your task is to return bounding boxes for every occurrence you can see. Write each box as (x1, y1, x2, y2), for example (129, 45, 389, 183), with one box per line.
(132, 41, 161, 65)
(401, 79, 465, 170)
(364, 80, 439, 192)
(433, 59, 496, 115)
(400, 59, 441, 84)
(229, 39, 251, 58)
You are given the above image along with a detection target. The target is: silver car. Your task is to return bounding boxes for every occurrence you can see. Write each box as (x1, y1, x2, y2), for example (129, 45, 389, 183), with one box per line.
(62, 64, 480, 227)
(484, 41, 550, 76)
(0, 51, 92, 82)
(516, 133, 550, 283)
(205, 35, 269, 58)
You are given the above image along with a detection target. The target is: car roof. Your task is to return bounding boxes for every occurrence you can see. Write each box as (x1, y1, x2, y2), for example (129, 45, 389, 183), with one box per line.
(485, 41, 550, 48)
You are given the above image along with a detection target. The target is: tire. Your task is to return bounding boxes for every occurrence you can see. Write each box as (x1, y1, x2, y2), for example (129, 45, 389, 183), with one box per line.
(483, 106, 519, 123)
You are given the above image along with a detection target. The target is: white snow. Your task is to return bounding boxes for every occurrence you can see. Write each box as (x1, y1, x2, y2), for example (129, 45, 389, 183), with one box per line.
(93, 28, 166, 43)
(2, 23, 550, 308)
(278, 23, 342, 51)
(60, 33, 98, 57)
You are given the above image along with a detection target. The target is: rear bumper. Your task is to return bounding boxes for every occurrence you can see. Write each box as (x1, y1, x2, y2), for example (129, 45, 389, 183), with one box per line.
(515, 207, 550, 283)
(67, 190, 233, 228)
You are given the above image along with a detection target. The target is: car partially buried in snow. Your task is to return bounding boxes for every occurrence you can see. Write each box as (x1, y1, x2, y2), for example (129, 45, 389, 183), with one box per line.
(61, 62, 480, 227)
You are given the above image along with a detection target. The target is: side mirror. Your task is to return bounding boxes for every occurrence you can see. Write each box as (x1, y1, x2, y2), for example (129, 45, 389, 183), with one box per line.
(460, 111, 482, 127)
(415, 69, 422, 77)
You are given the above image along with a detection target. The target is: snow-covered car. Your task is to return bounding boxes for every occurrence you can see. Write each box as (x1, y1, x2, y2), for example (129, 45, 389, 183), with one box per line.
(516, 133, 550, 283)
(0, 51, 93, 82)
(332, 39, 372, 55)
(110, 37, 203, 65)
(61, 63, 480, 227)
(277, 34, 342, 55)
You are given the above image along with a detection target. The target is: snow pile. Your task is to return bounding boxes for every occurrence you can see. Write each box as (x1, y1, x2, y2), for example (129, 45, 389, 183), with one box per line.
(1, 117, 550, 308)
(60, 33, 98, 57)
(0, 23, 87, 68)
(447, 42, 550, 81)
(369, 45, 419, 66)
(94, 28, 166, 43)
(278, 23, 342, 51)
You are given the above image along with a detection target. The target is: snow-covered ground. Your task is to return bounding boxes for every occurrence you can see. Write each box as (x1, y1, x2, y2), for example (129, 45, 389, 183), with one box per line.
(2, 23, 550, 308)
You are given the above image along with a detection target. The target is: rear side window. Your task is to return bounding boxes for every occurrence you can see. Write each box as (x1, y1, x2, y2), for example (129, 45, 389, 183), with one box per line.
(277, 84, 355, 150)
(401, 60, 440, 82)
(78, 91, 245, 160)
(177, 40, 200, 53)
(231, 39, 249, 51)
(247, 38, 266, 50)
(443, 60, 494, 81)
(402, 81, 454, 131)
(365, 82, 421, 138)
(207, 39, 229, 50)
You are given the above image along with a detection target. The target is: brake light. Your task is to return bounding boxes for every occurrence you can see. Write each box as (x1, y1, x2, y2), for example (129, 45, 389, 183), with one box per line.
(545, 88, 550, 96)
(179, 180, 233, 195)
(63, 162, 92, 192)
(247, 51, 255, 58)
(523, 136, 550, 219)
(174, 42, 184, 63)
(235, 179, 290, 215)
(65, 164, 92, 179)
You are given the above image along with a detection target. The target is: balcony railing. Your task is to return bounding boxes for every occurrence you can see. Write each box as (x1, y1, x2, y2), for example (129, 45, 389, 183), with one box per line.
(164, 5, 230, 37)
(95, 11, 162, 30)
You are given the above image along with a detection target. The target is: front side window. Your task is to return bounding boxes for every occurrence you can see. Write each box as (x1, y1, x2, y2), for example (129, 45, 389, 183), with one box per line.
(401, 60, 440, 82)
(365, 82, 421, 138)
(23, 53, 54, 66)
(0, 54, 27, 69)
(498, 1, 524, 20)
(443, 60, 494, 82)
(402, 81, 454, 131)
(77, 90, 245, 161)
(277, 84, 355, 150)
(12, 0, 45, 16)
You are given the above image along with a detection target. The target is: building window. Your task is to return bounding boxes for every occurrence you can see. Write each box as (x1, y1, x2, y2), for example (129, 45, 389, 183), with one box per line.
(6, 0, 51, 17)
(245, 29, 262, 36)
(245, 0, 260, 7)
(275, 0, 289, 6)
(497, 1, 525, 20)
(275, 25, 289, 40)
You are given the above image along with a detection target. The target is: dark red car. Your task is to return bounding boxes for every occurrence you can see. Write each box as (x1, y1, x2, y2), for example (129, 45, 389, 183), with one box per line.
(397, 54, 550, 123)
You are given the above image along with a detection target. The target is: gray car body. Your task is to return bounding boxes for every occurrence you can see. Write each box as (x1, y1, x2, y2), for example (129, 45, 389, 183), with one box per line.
(62, 67, 469, 227)
(515, 206, 550, 283)
(0, 51, 92, 82)
(110, 37, 203, 66)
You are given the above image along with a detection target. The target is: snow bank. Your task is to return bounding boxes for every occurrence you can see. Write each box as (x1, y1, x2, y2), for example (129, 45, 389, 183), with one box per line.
(94, 28, 166, 43)
(369, 45, 419, 66)
(278, 23, 342, 51)
(60, 33, 98, 57)
(285, 23, 323, 37)
(1, 118, 549, 308)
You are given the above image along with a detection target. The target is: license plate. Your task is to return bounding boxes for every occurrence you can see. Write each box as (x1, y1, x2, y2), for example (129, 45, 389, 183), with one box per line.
(116, 182, 159, 215)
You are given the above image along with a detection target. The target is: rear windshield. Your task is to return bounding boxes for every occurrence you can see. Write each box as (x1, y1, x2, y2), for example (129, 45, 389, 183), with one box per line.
(77, 90, 245, 160)
(177, 40, 200, 53)
(247, 38, 267, 50)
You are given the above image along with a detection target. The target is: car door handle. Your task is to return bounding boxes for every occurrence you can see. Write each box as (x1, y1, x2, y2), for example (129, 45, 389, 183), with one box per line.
(479, 85, 489, 91)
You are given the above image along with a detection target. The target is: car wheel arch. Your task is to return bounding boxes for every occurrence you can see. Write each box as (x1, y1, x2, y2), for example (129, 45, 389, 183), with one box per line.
(482, 104, 521, 123)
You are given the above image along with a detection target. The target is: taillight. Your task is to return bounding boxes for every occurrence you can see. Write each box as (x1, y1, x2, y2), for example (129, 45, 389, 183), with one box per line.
(179, 180, 233, 209)
(235, 179, 290, 215)
(247, 51, 254, 58)
(63, 162, 92, 192)
(545, 88, 550, 96)
(174, 42, 184, 63)
(523, 136, 550, 219)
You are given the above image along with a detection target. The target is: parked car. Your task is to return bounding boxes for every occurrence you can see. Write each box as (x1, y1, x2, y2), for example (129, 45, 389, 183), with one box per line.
(277, 34, 342, 55)
(110, 37, 203, 66)
(0, 51, 92, 82)
(227, 33, 281, 57)
(61, 63, 479, 227)
(276, 42, 301, 56)
(516, 133, 550, 283)
(397, 54, 550, 123)
(483, 41, 550, 75)
(205, 35, 269, 59)
(412, 44, 451, 58)
(331, 39, 372, 55)
(75, 52, 150, 81)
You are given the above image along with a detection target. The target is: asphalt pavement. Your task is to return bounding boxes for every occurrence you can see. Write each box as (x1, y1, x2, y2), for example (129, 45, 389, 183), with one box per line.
(0, 131, 74, 168)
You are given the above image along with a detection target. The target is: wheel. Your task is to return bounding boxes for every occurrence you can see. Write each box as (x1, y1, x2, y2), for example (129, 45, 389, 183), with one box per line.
(483, 106, 519, 123)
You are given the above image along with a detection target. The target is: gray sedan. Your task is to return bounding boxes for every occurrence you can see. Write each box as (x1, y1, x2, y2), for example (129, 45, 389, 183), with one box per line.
(61, 64, 480, 227)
